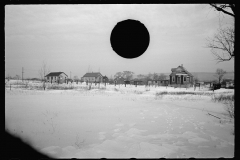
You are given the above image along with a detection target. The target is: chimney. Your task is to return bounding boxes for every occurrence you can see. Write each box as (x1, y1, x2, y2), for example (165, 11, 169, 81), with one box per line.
(181, 64, 183, 67)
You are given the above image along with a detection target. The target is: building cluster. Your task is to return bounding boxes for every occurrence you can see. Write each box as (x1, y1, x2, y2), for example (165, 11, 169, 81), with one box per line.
(44, 64, 197, 88)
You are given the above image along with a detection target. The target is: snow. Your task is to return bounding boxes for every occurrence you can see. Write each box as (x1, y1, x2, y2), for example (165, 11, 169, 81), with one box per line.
(5, 82, 234, 158)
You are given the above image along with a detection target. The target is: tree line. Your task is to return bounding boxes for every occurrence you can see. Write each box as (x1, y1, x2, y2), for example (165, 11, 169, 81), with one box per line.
(112, 71, 167, 82)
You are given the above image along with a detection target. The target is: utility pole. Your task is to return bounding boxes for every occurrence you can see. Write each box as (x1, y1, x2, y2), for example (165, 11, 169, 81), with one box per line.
(70, 71, 71, 79)
(22, 67, 24, 82)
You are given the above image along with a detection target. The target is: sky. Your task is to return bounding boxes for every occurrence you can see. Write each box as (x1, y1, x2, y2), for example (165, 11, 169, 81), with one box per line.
(5, 4, 234, 79)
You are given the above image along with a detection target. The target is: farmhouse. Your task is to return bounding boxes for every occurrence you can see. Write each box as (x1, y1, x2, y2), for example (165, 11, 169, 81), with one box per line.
(147, 79, 169, 86)
(45, 72, 68, 84)
(114, 77, 125, 85)
(159, 79, 170, 86)
(130, 78, 144, 85)
(169, 64, 194, 88)
(221, 79, 234, 88)
(82, 72, 103, 83)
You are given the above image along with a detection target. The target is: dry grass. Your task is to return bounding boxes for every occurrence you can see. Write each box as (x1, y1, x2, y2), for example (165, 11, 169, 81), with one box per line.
(47, 85, 74, 90)
(211, 93, 234, 120)
(133, 90, 143, 94)
(156, 91, 214, 96)
(211, 93, 234, 102)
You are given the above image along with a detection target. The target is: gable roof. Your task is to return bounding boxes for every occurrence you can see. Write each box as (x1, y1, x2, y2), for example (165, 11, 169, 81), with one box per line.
(82, 72, 103, 78)
(170, 65, 193, 77)
(114, 77, 125, 81)
(45, 72, 68, 77)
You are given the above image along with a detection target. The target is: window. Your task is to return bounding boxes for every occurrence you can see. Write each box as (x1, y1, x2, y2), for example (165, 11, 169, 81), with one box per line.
(184, 77, 186, 81)
(172, 76, 175, 82)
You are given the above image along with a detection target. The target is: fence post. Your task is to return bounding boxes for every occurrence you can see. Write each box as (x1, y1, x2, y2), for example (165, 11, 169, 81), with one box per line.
(43, 81, 45, 90)
(10, 84, 11, 90)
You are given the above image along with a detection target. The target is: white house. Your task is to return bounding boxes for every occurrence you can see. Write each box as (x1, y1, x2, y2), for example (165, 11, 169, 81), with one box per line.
(45, 72, 68, 84)
(82, 72, 103, 83)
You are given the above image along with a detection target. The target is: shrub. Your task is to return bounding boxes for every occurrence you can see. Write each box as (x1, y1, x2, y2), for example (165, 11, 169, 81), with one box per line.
(47, 84, 74, 90)
(133, 90, 143, 94)
(99, 87, 106, 90)
(224, 101, 234, 119)
(211, 93, 234, 102)
(156, 91, 214, 96)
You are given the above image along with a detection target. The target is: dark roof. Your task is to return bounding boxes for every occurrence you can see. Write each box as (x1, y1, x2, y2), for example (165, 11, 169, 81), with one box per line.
(170, 65, 193, 77)
(82, 72, 102, 78)
(114, 77, 125, 81)
(171, 68, 177, 72)
(130, 78, 142, 81)
(222, 79, 233, 82)
(45, 72, 67, 77)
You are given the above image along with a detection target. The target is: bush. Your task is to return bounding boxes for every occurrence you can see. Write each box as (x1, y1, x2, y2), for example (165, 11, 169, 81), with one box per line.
(156, 91, 214, 96)
(224, 101, 234, 119)
(133, 90, 143, 94)
(211, 93, 234, 102)
(47, 84, 74, 90)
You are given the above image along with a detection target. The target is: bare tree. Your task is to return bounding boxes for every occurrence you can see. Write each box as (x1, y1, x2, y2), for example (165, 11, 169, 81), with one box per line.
(73, 76, 78, 84)
(6, 74, 11, 81)
(193, 76, 199, 84)
(206, 26, 234, 62)
(153, 73, 159, 81)
(214, 68, 226, 84)
(210, 4, 235, 17)
(15, 75, 20, 80)
(38, 61, 50, 90)
(38, 61, 51, 82)
(114, 72, 123, 79)
(73, 76, 78, 81)
(137, 74, 145, 80)
(207, 4, 235, 62)
(146, 73, 153, 81)
(122, 71, 134, 81)
(158, 73, 167, 80)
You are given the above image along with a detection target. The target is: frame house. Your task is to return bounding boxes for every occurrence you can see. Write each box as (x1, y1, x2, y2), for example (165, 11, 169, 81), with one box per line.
(158, 78, 170, 86)
(82, 72, 103, 83)
(114, 77, 125, 85)
(45, 72, 68, 84)
(131, 78, 144, 85)
(169, 64, 194, 88)
(147, 74, 169, 86)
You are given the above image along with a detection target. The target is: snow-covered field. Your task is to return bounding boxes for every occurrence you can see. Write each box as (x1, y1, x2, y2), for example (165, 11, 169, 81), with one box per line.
(5, 80, 234, 158)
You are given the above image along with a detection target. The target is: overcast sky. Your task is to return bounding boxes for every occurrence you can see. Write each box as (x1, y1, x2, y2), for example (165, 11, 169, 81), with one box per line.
(5, 4, 234, 79)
